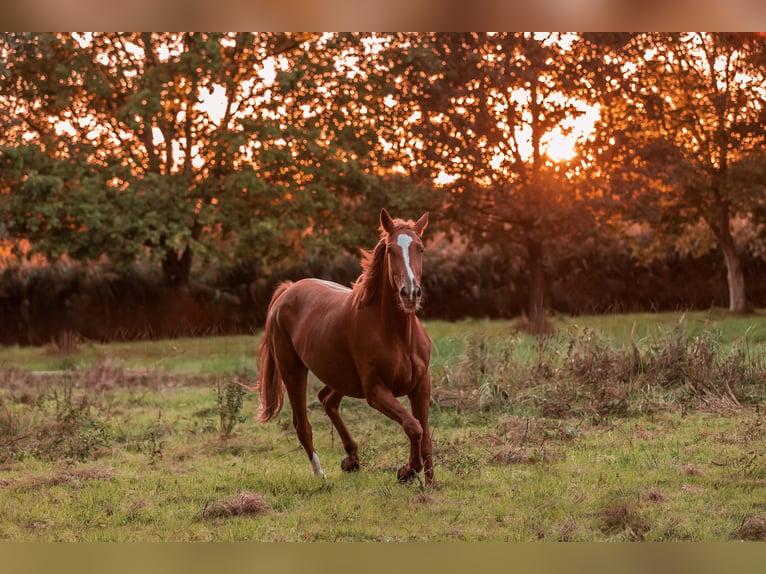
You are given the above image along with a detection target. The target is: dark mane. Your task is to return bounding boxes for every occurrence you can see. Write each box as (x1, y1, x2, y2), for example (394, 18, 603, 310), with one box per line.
(351, 237, 387, 308)
(351, 218, 412, 309)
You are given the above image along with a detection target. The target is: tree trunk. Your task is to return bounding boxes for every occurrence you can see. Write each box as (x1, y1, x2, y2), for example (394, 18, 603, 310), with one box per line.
(524, 74, 547, 335)
(711, 173, 746, 312)
(526, 237, 547, 334)
(161, 245, 193, 288)
(719, 227, 746, 312)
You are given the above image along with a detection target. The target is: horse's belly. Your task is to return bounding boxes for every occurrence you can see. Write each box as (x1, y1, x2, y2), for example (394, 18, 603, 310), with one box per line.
(292, 328, 365, 398)
(304, 351, 366, 399)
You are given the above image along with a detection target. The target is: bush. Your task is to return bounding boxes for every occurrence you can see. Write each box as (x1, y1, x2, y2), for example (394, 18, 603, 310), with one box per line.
(432, 321, 766, 420)
(4, 229, 766, 345)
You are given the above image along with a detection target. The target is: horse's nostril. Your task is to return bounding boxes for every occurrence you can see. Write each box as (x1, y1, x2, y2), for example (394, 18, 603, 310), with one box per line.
(400, 286, 407, 297)
(415, 287, 422, 299)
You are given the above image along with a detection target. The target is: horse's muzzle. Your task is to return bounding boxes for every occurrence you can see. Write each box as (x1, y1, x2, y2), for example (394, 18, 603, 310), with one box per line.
(399, 284, 422, 312)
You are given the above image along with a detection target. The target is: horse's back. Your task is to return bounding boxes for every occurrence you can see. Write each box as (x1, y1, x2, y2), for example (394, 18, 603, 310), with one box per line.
(270, 278, 351, 320)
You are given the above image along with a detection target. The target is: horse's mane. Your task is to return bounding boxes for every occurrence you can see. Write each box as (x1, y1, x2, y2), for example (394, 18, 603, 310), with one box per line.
(351, 218, 411, 309)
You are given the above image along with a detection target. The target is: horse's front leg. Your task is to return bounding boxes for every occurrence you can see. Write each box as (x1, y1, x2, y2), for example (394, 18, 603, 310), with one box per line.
(409, 373, 434, 486)
(364, 382, 424, 482)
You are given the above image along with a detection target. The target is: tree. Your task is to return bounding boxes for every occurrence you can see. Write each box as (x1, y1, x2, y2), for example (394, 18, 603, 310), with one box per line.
(0, 33, 439, 285)
(387, 32, 599, 332)
(245, 32, 438, 260)
(585, 32, 766, 312)
(0, 32, 316, 285)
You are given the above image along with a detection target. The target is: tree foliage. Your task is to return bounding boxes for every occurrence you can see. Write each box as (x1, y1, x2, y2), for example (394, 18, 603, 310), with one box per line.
(584, 32, 766, 311)
(382, 32, 602, 330)
(0, 32, 436, 286)
(1, 32, 766, 320)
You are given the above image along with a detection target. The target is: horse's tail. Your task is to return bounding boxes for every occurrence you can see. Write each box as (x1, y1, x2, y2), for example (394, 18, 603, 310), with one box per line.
(255, 281, 292, 423)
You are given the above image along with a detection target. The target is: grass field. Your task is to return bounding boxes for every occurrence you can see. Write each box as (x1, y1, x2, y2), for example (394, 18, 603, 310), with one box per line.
(1, 310, 765, 541)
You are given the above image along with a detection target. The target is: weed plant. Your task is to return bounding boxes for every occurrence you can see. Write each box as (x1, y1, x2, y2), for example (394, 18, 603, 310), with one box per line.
(217, 378, 247, 442)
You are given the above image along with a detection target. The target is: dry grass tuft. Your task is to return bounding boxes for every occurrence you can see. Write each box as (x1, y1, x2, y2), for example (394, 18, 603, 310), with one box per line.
(414, 493, 438, 505)
(645, 488, 667, 502)
(9, 467, 114, 490)
(597, 503, 649, 541)
(47, 467, 114, 483)
(557, 517, 579, 541)
(44, 330, 79, 356)
(732, 515, 766, 541)
(489, 446, 548, 465)
(480, 415, 576, 466)
(201, 492, 272, 520)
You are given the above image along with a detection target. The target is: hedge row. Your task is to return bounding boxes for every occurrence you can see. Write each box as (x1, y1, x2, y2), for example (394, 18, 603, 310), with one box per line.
(1, 239, 765, 346)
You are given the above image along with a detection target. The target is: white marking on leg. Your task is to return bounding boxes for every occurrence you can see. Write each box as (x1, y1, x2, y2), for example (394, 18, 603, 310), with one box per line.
(396, 234, 415, 291)
(311, 452, 326, 478)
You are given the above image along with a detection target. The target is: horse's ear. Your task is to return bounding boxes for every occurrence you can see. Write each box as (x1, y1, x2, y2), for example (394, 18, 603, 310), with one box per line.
(380, 208, 396, 234)
(413, 212, 429, 237)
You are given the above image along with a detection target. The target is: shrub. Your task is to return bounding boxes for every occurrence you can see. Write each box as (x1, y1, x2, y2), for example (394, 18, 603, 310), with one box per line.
(432, 320, 766, 420)
(0, 373, 113, 462)
(217, 379, 246, 441)
(36, 378, 113, 461)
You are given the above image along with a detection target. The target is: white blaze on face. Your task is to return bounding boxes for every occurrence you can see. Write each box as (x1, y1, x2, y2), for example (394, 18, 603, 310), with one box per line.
(311, 452, 326, 478)
(396, 234, 416, 291)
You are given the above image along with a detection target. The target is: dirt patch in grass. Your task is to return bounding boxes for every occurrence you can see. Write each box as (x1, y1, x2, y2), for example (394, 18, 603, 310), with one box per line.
(732, 515, 766, 541)
(0, 359, 202, 395)
(476, 415, 580, 466)
(201, 492, 272, 519)
(7, 467, 114, 490)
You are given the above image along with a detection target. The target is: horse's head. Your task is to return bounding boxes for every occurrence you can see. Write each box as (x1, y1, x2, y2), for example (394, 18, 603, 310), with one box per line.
(380, 208, 429, 313)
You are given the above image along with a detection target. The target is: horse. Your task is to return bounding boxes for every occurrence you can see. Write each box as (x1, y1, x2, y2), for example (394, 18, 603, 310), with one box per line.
(255, 209, 434, 486)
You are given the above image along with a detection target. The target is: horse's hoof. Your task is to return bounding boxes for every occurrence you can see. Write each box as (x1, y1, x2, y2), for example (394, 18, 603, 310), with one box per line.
(397, 465, 416, 483)
(341, 457, 360, 472)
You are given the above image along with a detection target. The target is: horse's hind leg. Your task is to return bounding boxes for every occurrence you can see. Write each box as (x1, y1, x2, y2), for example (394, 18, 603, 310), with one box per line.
(271, 328, 325, 478)
(318, 386, 359, 472)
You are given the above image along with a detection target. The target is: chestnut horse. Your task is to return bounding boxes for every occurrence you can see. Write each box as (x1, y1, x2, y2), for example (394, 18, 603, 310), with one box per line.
(256, 209, 433, 485)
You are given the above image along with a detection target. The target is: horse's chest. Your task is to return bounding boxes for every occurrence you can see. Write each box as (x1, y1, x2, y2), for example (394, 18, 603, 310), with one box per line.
(373, 350, 427, 397)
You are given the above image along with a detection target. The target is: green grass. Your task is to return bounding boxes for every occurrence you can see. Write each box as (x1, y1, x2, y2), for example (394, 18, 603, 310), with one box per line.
(1, 310, 765, 541)
(4, 309, 765, 373)
(1, 395, 763, 541)
(0, 335, 258, 374)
